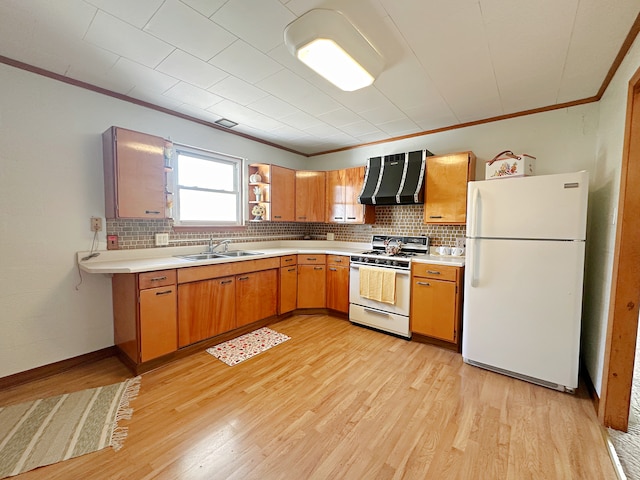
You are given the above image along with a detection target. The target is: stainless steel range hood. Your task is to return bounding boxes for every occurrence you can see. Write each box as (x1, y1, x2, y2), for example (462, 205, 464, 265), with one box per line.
(358, 149, 433, 205)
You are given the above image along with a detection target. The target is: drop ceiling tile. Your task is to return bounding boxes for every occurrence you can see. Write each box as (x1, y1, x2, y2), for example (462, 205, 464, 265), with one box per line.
(174, 103, 222, 121)
(84, 0, 163, 28)
(295, 92, 343, 117)
(317, 108, 363, 128)
(164, 81, 223, 108)
(210, 40, 283, 83)
(355, 130, 390, 143)
(359, 103, 406, 126)
(156, 49, 227, 89)
(127, 87, 184, 110)
(302, 122, 343, 138)
(279, 110, 323, 130)
(64, 42, 120, 81)
(85, 10, 174, 67)
(144, 0, 236, 61)
(109, 57, 179, 94)
(377, 117, 420, 137)
(339, 121, 382, 137)
(181, 0, 227, 18)
(404, 105, 459, 131)
(247, 95, 300, 118)
(558, 0, 640, 102)
(211, 0, 295, 53)
(208, 76, 268, 105)
(208, 100, 283, 131)
(255, 69, 316, 102)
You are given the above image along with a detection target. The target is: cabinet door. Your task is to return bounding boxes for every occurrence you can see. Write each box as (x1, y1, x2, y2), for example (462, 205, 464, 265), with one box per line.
(297, 265, 326, 308)
(178, 276, 236, 347)
(280, 266, 297, 314)
(410, 278, 457, 342)
(295, 171, 326, 222)
(271, 165, 295, 222)
(139, 285, 177, 362)
(344, 166, 373, 224)
(424, 152, 475, 224)
(106, 127, 166, 219)
(236, 269, 278, 327)
(326, 169, 346, 223)
(326, 265, 349, 313)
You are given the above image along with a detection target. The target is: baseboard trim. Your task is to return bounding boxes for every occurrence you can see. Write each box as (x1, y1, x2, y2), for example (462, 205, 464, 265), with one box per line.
(0, 346, 118, 390)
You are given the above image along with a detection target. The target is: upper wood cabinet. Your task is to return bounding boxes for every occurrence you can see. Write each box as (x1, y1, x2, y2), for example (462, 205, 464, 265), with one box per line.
(103, 127, 168, 219)
(423, 151, 476, 225)
(326, 167, 375, 224)
(271, 165, 296, 222)
(295, 171, 326, 222)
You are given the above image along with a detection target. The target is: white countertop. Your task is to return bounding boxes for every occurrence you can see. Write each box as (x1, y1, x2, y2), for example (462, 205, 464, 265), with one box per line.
(78, 240, 370, 274)
(78, 240, 465, 274)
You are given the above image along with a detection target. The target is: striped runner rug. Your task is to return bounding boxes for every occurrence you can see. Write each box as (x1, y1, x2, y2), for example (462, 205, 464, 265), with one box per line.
(0, 376, 140, 479)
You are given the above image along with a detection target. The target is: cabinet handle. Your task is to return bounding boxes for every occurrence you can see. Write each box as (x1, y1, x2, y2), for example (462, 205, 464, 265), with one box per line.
(314, 267, 323, 271)
(150, 276, 167, 282)
(426, 270, 441, 275)
(155, 289, 173, 295)
(298, 216, 307, 219)
(364, 308, 389, 317)
(329, 267, 337, 271)
(334, 216, 343, 220)
(417, 282, 431, 286)
(307, 257, 316, 261)
(274, 215, 282, 219)
(429, 215, 442, 219)
(287, 268, 296, 272)
(347, 217, 356, 220)
(220, 280, 233, 285)
(334, 259, 342, 262)
(238, 276, 249, 281)
(284, 258, 293, 262)
(145, 210, 161, 215)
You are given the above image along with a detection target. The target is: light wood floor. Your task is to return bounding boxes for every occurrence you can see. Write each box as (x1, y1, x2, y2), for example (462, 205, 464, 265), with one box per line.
(1, 315, 616, 479)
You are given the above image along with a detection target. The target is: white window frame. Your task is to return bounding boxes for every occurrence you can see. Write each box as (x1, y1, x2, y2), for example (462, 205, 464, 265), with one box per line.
(171, 144, 245, 227)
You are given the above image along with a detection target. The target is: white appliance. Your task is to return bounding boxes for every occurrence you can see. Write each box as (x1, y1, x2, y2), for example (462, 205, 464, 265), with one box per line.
(462, 171, 589, 392)
(349, 235, 429, 338)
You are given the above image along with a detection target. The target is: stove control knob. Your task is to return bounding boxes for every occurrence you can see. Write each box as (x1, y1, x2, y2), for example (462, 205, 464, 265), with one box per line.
(392, 260, 398, 266)
(374, 258, 380, 264)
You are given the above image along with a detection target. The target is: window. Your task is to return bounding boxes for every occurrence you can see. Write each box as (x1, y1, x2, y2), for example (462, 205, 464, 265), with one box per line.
(172, 145, 244, 226)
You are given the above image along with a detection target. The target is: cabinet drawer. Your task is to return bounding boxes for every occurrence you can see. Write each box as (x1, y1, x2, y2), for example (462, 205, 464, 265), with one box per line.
(297, 254, 326, 265)
(280, 255, 297, 267)
(327, 255, 349, 266)
(412, 263, 458, 282)
(139, 270, 176, 289)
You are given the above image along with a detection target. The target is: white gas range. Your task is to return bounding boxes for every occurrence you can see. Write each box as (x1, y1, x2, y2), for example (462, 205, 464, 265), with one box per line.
(349, 235, 430, 338)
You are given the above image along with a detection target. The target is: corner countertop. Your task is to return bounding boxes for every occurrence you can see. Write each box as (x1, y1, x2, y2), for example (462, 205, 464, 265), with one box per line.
(78, 240, 370, 274)
(412, 254, 466, 267)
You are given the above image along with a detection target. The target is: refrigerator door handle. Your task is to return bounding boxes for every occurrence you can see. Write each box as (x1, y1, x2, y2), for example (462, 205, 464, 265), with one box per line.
(469, 186, 480, 238)
(469, 238, 479, 287)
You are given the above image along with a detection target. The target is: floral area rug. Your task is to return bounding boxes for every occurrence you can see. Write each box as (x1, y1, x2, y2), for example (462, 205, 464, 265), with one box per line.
(206, 327, 290, 366)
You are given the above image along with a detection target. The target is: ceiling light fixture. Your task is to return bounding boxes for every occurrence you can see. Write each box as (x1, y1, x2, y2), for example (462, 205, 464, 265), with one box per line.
(284, 9, 384, 92)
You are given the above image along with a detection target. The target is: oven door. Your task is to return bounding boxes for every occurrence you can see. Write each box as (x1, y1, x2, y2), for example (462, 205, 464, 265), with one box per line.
(349, 264, 411, 315)
(349, 264, 411, 337)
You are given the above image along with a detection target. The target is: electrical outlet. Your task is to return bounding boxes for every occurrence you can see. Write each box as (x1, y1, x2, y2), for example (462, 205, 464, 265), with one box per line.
(455, 237, 465, 248)
(107, 235, 118, 250)
(155, 233, 170, 246)
(91, 217, 102, 232)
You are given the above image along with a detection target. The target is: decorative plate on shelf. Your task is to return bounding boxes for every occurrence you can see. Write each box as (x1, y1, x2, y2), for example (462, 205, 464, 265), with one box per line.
(251, 204, 266, 220)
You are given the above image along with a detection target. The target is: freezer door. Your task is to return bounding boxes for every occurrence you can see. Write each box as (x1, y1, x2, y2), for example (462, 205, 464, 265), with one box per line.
(467, 171, 588, 240)
(462, 238, 585, 389)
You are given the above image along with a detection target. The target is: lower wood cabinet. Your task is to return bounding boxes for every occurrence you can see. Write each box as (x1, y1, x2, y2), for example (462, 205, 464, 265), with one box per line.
(326, 255, 349, 313)
(112, 269, 178, 364)
(236, 269, 278, 327)
(297, 254, 326, 308)
(279, 255, 298, 314)
(410, 263, 463, 348)
(178, 276, 236, 347)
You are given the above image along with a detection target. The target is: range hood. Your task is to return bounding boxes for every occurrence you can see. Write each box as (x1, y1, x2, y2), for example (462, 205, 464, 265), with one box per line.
(358, 149, 433, 205)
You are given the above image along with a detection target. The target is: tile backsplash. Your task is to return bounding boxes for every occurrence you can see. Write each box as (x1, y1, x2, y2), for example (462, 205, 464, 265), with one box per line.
(107, 205, 465, 249)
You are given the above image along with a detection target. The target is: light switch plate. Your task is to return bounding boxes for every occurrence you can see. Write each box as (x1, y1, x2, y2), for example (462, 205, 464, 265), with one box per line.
(455, 237, 465, 248)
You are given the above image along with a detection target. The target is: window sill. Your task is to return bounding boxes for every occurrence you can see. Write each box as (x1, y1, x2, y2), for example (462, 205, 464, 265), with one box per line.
(173, 225, 247, 233)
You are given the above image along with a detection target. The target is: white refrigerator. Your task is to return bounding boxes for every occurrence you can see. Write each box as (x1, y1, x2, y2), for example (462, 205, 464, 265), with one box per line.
(462, 171, 589, 392)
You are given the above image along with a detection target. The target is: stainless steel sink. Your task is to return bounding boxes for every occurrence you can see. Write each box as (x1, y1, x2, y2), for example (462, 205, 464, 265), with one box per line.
(174, 253, 225, 261)
(219, 251, 263, 257)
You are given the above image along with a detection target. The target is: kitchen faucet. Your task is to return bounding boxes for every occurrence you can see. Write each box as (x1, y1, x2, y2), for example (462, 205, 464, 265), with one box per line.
(207, 237, 231, 253)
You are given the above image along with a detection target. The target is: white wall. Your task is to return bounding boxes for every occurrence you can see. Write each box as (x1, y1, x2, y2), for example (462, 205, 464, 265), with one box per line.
(582, 36, 640, 395)
(0, 64, 306, 378)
